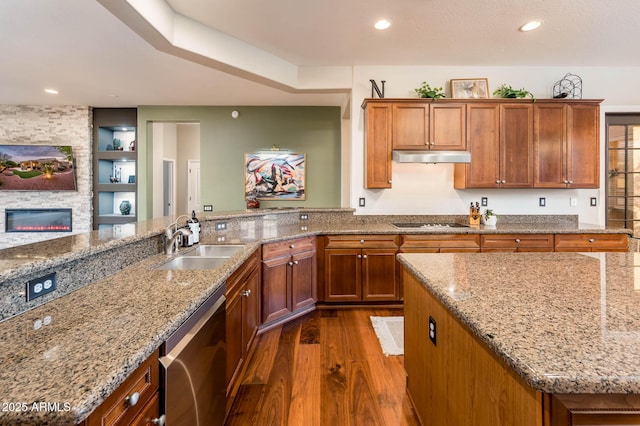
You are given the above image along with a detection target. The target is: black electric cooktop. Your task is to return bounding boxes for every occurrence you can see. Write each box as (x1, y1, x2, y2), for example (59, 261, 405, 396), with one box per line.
(391, 222, 470, 229)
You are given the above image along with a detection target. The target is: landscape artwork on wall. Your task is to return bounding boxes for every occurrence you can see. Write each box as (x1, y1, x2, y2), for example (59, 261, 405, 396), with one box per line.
(245, 152, 306, 200)
(0, 145, 77, 191)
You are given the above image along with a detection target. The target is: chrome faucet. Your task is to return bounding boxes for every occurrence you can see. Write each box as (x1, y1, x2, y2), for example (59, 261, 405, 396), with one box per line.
(164, 215, 193, 255)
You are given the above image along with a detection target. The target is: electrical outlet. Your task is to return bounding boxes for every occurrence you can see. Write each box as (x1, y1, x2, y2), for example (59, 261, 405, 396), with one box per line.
(539, 197, 546, 207)
(481, 197, 488, 207)
(300, 213, 309, 221)
(570, 196, 577, 207)
(359, 197, 366, 207)
(215, 222, 227, 231)
(203, 205, 213, 212)
(26, 272, 57, 302)
(216, 236, 226, 242)
(428, 316, 437, 346)
(590, 197, 597, 207)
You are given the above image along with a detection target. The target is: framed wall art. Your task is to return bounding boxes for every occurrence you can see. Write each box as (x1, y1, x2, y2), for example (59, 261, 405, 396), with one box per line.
(245, 151, 306, 200)
(0, 145, 77, 191)
(450, 78, 489, 99)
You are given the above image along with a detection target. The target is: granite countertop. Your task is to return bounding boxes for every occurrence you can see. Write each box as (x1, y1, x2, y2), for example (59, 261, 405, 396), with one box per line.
(0, 241, 261, 425)
(398, 251, 640, 395)
(0, 210, 631, 424)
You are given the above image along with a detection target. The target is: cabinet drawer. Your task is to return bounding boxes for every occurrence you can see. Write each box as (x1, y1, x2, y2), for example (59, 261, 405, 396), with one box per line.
(262, 236, 316, 259)
(226, 249, 259, 297)
(401, 234, 480, 249)
(481, 234, 554, 249)
(87, 350, 159, 426)
(324, 234, 399, 249)
(554, 234, 628, 252)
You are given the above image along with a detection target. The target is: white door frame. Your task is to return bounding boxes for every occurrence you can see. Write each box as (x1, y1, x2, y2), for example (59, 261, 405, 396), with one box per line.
(187, 159, 201, 213)
(163, 158, 176, 216)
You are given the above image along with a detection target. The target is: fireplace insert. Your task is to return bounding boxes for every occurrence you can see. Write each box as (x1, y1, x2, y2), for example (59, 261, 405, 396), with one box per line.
(5, 209, 72, 232)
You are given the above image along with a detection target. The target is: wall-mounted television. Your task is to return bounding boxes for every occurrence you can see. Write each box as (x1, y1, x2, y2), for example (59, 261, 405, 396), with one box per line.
(0, 145, 77, 191)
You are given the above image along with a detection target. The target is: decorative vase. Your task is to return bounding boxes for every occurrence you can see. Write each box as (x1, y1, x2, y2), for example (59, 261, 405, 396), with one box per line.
(119, 200, 131, 215)
(483, 215, 497, 226)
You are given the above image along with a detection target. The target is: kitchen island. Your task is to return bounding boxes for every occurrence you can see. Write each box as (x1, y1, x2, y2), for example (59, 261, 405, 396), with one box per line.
(399, 251, 640, 426)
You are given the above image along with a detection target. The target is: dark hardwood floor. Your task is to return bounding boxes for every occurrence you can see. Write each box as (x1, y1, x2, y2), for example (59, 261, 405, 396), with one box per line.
(225, 308, 421, 426)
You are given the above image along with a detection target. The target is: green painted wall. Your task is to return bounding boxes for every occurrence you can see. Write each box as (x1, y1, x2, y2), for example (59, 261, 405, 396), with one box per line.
(137, 106, 341, 219)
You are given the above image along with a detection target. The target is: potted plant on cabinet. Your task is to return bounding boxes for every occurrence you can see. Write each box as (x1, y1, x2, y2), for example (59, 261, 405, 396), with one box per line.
(493, 84, 535, 100)
(414, 82, 446, 99)
(483, 209, 498, 226)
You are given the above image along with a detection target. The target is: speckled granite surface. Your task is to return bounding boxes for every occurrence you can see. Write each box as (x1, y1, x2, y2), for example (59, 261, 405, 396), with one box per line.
(398, 251, 640, 395)
(0, 209, 632, 424)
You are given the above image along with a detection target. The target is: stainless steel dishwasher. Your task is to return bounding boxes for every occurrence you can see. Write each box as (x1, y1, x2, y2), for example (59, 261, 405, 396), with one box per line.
(160, 284, 226, 426)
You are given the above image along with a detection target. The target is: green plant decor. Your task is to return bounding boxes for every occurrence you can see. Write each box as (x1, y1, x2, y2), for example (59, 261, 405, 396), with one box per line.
(414, 82, 446, 99)
(483, 209, 497, 220)
(493, 84, 535, 100)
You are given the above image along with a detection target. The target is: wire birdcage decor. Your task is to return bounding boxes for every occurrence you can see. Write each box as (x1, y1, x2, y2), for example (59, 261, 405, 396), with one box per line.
(553, 73, 582, 99)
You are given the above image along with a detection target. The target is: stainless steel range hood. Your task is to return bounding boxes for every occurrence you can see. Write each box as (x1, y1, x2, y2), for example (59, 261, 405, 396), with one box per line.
(392, 150, 471, 164)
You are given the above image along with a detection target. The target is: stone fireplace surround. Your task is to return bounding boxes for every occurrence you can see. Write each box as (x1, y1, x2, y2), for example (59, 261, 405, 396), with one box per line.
(0, 106, 92, 249)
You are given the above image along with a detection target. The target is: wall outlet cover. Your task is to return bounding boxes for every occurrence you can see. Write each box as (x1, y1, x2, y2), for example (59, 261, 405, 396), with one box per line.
(26, 272, 57, 302)
(539, 197, 546, 207)
(203, 205, 213, 212)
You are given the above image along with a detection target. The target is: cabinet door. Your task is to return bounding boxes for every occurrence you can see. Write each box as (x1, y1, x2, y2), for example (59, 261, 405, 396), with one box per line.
(324, 248, 362, 302)
(500, 104, 533, 188)
(458, 103, 500, 188)
(226, 290, 244, 395)
(534, 103, 567, 188)
(392, 103, 428, 150)
(362, 248, 398, 301)
(243, 266, 260, 356)
(430, 103, 466, 151)
(291, 250, 317, 312)
(567, 104, 599, 188)
(261, 255, 292, 323)
(364, 103, 393, 188)
(131, 392, 160, 426)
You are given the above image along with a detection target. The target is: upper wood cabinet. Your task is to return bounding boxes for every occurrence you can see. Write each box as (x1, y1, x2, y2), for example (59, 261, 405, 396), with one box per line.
(534, 102, 600, 188)
(454, 103, 533, 188)
(363, 98, 601, 190)
(392, 102, 466, 151)
(363, 102, 393, 188)
(363, 99, 465, 188)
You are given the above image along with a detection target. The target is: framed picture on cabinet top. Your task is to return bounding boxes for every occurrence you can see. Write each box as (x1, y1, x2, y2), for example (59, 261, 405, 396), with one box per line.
(450, 78, 489, 99)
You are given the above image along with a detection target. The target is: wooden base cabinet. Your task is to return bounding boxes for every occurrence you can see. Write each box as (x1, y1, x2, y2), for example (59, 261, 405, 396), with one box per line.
(400, 234, 480, 253)
(84, 350, 160, 426)
(226, 250, 260, 400)
(261, 236, 316, 325)
(403, 268, 542, 426)
(481, 234, 554, 252)
(554, 234, 628, 252)
(323, 235, 399, 302)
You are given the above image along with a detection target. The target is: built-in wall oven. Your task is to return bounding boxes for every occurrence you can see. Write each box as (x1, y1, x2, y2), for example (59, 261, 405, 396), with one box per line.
(160, 284, 226, 426)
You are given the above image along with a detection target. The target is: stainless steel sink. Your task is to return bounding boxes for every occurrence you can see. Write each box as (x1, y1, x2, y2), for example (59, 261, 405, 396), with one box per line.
(189, 244, 244, 257)
(155, 256, 228, 270)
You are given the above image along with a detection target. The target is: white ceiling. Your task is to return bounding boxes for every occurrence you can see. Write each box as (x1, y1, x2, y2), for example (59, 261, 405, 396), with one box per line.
(1, 0, 639, 107)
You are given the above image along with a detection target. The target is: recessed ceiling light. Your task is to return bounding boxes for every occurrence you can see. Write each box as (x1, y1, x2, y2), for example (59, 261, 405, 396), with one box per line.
(44, 88, 59, 95)
(375, 19, 391, 30)
(519, 20, 543, 32)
